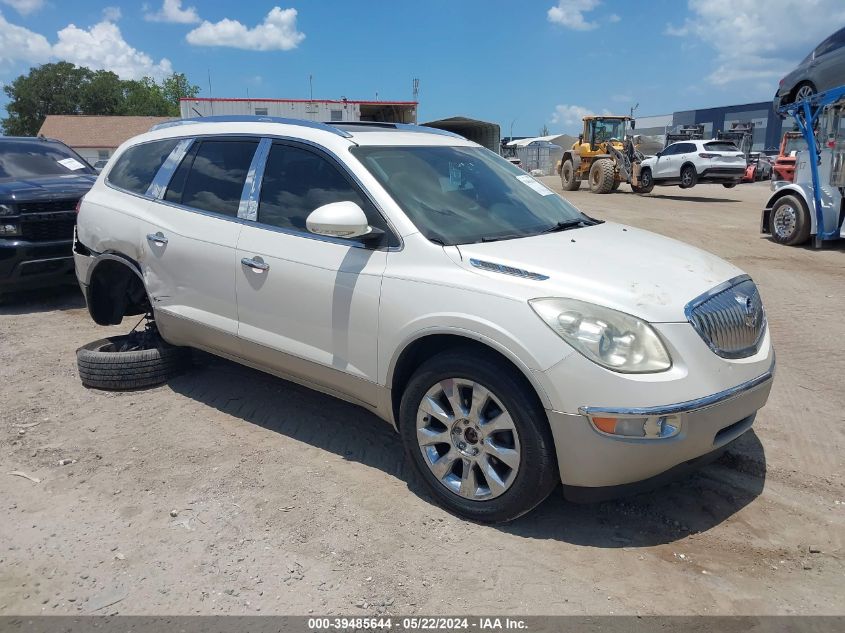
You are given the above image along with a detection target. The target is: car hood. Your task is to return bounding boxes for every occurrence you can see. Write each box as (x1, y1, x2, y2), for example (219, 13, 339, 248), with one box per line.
(0, 174, 96, 203)
(453, 222, 744, 323)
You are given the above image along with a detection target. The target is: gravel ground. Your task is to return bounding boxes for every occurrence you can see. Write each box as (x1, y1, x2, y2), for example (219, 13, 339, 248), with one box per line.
(0, 179, 842, 616)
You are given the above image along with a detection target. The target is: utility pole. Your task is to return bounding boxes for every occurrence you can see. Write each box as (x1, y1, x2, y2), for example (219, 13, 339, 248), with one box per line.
(207, 69, 213, 115)
(309, 74, 313, 101)
(630, 102, 639, 119)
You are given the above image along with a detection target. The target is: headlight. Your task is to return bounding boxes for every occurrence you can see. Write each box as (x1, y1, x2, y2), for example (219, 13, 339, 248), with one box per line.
(529, 297, 671, 373)
(0, 204, 15, 216)
(0, 223, 21, 236)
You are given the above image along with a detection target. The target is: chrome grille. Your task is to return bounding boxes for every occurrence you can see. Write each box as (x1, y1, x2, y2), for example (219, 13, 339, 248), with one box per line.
(686, 276, 766, 359)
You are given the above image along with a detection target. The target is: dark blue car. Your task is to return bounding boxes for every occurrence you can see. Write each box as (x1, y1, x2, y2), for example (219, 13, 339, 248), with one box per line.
(0, 136, 96, 294)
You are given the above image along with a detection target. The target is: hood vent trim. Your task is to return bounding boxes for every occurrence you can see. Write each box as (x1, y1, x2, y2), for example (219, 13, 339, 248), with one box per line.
(469, 258, 549, 281)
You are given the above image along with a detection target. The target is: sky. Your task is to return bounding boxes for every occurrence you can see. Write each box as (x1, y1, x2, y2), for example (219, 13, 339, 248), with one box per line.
(1, 0, 844, 136)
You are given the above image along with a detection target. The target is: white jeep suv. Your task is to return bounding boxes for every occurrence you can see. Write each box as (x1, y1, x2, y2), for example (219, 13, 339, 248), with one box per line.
(74, 117, 774, 522)
(639, 140, 747, 190)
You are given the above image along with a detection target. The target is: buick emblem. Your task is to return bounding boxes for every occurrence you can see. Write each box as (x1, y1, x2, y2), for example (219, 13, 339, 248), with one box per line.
(736, 292, 758, 327)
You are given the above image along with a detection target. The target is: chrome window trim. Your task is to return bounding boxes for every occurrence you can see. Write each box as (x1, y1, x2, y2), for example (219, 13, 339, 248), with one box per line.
(245, 137, 403, 252)
(105, 137, 184, 198)
(578, 358, 775, 418)
(146, 138, 194, 200)
(238, 137, 272, 221)
(103, 132, 403, 252)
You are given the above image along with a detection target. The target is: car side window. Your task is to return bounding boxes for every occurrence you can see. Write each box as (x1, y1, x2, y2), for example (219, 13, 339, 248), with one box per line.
(108, 139, 180, 195)
(678, 143, 696, 154)
(662, 144, 679, 156)
(257, 142, 394, 245)
(816, 27, 845, 57)
(165, 139, 258, 217)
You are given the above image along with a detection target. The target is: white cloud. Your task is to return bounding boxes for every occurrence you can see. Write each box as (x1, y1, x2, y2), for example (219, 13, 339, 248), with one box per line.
(551, 104, 595, 129)
(0, 0, 43, 15)
(186, 6, 305, 51)
(667, 0, 845, 86)
(53, 20, 173, 80)
(547, 0, 601, 31)
(144, 0, 200, 24)
(102, 6, 122, 21)
(608, 13, 620, 23)
(0, 11, 51, 64)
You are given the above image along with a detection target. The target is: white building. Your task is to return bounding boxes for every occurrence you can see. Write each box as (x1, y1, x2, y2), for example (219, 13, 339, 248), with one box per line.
(179, 97, 418, 124)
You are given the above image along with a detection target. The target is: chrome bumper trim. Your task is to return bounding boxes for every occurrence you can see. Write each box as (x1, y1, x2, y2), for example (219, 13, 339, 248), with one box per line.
(578, 358, 775, 418)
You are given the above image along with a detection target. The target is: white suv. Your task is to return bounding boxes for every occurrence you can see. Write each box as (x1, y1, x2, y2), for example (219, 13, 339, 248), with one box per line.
(74, 117, 774, 522)
(639, 140, 747, 190)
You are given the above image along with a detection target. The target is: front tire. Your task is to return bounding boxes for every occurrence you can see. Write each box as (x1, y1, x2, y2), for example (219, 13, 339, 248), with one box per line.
(588, 159, 615, 194)
(771, 194, 811, 246)
(560, 159, 581, 191)
(679, 164, 698, 189)
(399, 348, 558, 523)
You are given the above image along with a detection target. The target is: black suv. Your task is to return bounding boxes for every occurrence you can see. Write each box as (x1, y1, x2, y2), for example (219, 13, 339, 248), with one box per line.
(0, 137, 96, 293)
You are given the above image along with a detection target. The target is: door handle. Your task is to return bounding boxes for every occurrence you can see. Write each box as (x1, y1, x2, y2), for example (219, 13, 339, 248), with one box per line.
(241, 257, 270, 272)
(146, 232, 168, 246)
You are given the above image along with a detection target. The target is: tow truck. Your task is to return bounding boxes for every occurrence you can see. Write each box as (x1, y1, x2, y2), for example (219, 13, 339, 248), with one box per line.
(761, 85, 845, 247)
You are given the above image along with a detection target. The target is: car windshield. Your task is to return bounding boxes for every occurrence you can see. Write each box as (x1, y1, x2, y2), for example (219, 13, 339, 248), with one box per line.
(0, 140, 94, 181)
(784, 137, 808, 154)
(351, 145, 589, 245)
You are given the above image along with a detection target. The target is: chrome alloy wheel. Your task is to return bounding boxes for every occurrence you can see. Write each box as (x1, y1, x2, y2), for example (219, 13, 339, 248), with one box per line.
(795, 84, 815, 101)
(416, 379, 521, 501)
(773, 203, 798, 239)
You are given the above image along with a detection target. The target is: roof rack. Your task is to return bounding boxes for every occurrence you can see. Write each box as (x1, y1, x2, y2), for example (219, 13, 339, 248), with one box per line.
(148, 115, 466, 141)
(329, 121, 465, 139)
(149, 115, 352, 138)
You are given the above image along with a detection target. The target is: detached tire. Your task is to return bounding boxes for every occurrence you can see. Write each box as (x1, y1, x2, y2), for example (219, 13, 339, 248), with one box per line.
(77, 335, 189, 390)
(399, 347, 559, 523)
(588, 159, 615, 194)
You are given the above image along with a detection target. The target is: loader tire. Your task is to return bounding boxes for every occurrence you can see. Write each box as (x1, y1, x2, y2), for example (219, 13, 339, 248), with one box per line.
(77, 334, 189, 390)
(560, 159, 581, 191)
(589, 159, 615, 194)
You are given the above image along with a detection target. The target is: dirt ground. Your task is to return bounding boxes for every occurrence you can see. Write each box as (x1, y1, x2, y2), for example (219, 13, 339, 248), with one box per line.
(1, 180, 843, 616)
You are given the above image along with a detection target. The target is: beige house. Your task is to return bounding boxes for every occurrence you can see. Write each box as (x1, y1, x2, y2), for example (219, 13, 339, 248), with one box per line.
(37, 115, 174, 165)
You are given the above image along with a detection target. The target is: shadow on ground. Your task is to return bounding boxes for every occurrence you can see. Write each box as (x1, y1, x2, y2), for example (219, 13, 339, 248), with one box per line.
(642, 194, 741, 204)
(0, 284, 84, 315)
(168, 352, 766, 548)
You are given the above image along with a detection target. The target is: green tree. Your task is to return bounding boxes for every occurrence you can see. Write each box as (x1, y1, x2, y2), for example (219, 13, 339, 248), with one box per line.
(79, 70, 124, 116)
(161, 73, 200, 112)
(122, 77, 173, 116)
(2, 63, 201, 135)
(2, 62, 91, 136)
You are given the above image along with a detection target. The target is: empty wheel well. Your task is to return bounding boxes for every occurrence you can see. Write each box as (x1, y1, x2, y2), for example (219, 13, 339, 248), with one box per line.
(389, 334, 547, 427)
(88, 258, 150, 326)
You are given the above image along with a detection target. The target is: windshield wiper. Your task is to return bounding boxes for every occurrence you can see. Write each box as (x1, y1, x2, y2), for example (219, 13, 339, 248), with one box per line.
(480, 234, 524, 243)
(541, 219, 589, 234)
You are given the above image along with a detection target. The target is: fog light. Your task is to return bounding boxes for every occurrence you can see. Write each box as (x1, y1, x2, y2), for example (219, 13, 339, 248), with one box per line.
(588, 414, 681, 439)
(0, 223, 20, 236)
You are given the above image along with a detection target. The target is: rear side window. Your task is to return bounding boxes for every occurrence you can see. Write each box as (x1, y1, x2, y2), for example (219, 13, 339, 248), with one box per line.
(108, 139, 179, 195)
(704, 142, 739, 152)
(165, 139, 258, 217)
(258, 143, 391, 240)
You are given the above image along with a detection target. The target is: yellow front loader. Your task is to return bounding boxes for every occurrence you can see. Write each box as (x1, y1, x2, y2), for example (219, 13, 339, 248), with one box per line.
(556, 115, 651, 194)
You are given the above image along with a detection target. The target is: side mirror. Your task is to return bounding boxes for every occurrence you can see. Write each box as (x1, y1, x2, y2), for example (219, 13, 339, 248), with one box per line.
(306, 201, 379, 240)
(630, 120, 636, 130)
(656, 151, 662, 158)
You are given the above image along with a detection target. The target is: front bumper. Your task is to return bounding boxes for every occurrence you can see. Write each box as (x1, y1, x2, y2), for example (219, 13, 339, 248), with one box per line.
(546, 360, 774, 493)
(0, 238, 75, 291)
